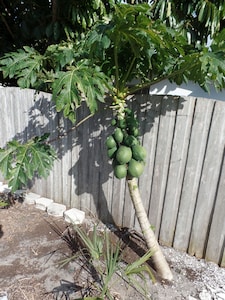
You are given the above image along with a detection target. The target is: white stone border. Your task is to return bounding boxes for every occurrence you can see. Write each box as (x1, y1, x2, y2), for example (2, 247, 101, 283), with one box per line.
(0, 183, 85, 224)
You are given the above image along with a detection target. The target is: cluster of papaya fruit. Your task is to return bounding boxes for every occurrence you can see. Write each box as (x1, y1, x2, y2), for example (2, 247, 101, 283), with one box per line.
(106, 108, 147, 179)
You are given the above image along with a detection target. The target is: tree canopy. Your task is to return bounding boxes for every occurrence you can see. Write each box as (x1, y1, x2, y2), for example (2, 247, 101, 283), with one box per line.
(152, 0, 225, 42)
(1, 0, 225, 90)
(1, 1, 225, 186)
(0, 0, 113, 53)
(1, 0, 225, 54)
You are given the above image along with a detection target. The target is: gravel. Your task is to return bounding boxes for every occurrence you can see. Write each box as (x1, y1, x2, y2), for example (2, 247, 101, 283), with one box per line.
(148, 246, 225, 300)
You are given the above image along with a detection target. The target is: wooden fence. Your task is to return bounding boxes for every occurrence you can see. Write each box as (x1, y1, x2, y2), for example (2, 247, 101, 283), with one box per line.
(0, 87, 224, 267)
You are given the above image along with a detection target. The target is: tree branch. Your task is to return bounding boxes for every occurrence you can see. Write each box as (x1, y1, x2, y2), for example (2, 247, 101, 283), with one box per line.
(47, 113, 94, 144)
(128, 54, 200, 95)
(52, 0, 58, 23)
(0, 11, 15, 40)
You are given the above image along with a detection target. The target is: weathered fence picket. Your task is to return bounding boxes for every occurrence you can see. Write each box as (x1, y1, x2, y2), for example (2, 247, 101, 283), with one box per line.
(205, 150, 225, 267)
(159, 96, 195, 246)
(172, 97, 215, 252)
(188, 100, 225, 258)
(0, 87, 224, 267)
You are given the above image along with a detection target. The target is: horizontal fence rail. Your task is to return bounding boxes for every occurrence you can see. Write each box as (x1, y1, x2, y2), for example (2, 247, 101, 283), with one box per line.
(0, 87, 224, 267)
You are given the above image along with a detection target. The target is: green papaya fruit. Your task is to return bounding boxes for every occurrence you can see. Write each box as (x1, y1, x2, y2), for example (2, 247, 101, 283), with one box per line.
(114, 127, 124, 143)
(128, 159, 145, 178)
(106, 135, 116, 149)
(114, 164, 127, 179)
(116, 146, 132, 164)
(132, 145, 147, 161)
(107, 146, 117, 159)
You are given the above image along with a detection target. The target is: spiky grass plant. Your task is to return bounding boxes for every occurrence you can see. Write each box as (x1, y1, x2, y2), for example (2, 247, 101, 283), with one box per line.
(59, 223, 155, 299)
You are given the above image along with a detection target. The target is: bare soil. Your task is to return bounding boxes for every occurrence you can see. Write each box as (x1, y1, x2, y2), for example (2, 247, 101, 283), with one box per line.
(0, 200, 224, 300)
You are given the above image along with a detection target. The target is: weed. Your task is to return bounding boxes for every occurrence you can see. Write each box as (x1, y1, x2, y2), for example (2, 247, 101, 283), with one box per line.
(0, 198, 9, 208)
(0, 191, 25, 208)
(0, 192, 15, 208)
(59, 222, 154, 299)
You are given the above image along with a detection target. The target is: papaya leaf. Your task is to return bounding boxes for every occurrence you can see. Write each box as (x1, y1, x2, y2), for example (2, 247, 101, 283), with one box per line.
(45, 43, 76, 71)
(85, 3, 187, 90)
(0, 135, 56, 192)
(52, 59, 111, 123)
(0, 146, 16, 179)
(0, 47, 44, 89)
(199, 48, 225, 90)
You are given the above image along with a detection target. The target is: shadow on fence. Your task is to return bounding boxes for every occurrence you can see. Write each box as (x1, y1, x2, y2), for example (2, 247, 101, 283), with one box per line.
(4, 88, 225, 269)
(1, 88, 185, 227)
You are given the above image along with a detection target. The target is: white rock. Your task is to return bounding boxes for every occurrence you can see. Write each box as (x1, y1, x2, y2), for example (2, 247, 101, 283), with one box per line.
(64, 208, 85, 224)
(14, 189, 26, 196)
(207, 286, 217, 295)
(47, 202, 66, 217)
(35, 197, 53, 211)
(0, 291, 8, 300)
(216, 292, 225, 300)
(24, 192, 41, 204)
(189, 296, 198, 300)
(0, 184, 11, 193)
(199, 290, 212, 300)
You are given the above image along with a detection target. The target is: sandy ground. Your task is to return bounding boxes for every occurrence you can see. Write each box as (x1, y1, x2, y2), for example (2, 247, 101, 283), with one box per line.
(0, 201, 225, 300)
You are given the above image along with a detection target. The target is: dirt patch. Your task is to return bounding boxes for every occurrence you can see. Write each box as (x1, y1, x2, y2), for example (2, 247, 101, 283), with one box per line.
(0, 202, 73, 299)
(0, 201, 225, 300)
(0, 201, 151, 299)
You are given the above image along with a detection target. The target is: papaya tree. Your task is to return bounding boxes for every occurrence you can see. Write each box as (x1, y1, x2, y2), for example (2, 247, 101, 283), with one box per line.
(1, 2, 225, 281)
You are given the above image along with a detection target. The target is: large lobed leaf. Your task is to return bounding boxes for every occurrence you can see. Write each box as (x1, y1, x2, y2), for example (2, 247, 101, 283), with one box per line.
(0, 135, 56, 192)
(52, 59, 111, 123)
(0, 46, 44, 89)
(0, 41, 112, 124)
(167, 30, 225, 92)
(86, 3, 188, 91)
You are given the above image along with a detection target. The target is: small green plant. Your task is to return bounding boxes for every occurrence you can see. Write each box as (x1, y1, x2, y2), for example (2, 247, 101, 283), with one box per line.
(100, 231, 121, 299)
(61, 223, 154, 299)
(0, 192, 16, 208)
(0, 198, 9, 208)
(124, 249, 155, 297)
(75, 224, 104, 261)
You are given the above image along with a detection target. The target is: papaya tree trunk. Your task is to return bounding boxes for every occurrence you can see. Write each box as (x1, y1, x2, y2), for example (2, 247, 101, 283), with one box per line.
(127, 177, 173, 281)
